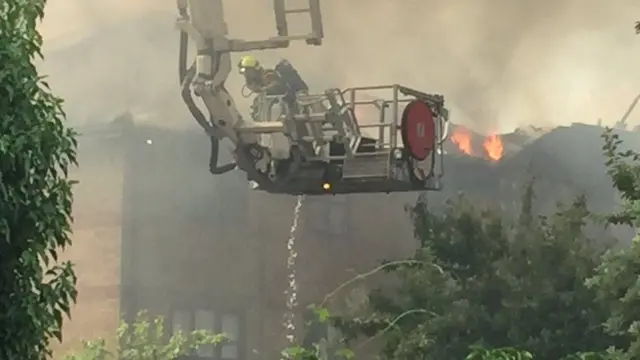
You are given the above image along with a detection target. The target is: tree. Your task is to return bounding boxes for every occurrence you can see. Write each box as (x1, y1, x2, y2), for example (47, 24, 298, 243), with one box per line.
(0, 1, 79, 359)
(334, 187, 615, 360)
(62, 312, 225, 360)
(281, 130, 640, 360)
(585, 129, 640, 359)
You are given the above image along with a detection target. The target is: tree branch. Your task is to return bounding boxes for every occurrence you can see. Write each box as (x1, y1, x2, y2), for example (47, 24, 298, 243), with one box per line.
(355, 308, 437, 349)
(319, 260, 444, 308)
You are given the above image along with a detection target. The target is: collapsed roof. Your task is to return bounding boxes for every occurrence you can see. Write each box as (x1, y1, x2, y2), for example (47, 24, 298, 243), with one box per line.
(438, 123, 640, 223)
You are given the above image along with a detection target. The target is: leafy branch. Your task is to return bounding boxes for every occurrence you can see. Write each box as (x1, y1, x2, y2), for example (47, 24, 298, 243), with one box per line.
(290, 259, 446, 359)
(354, 308, 437, 350)
(62, 311, 225, 360)
(319, 259, 444, 308)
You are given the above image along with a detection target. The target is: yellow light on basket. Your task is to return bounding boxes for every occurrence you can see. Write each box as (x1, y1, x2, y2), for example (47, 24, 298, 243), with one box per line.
(322, 182, 331, 190)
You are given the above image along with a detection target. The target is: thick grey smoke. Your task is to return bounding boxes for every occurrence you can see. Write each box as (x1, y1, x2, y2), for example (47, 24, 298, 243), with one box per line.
(40, 0, 640, 131)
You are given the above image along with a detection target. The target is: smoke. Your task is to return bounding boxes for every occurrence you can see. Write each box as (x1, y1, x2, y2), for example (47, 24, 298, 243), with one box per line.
(40, 0, 162, 43)
(39, 0, 640, 132)
(41, 3, 640, 353)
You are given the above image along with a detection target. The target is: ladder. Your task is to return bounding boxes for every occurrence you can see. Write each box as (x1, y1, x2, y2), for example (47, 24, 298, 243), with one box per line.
(184, 0, 323, 52)
(273, 0, 324, 45)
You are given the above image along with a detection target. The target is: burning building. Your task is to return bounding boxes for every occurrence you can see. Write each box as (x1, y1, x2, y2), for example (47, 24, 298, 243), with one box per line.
(57, 118, 417, 359)
(57, 115, 637, 359)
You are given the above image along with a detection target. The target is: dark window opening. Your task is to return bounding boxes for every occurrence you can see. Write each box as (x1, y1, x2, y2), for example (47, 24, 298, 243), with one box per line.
(170, 309, 243, 360)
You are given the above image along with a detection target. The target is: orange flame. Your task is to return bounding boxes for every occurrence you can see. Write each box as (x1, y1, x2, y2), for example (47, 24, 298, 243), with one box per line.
(483, 134, 503, 161)
(450, 127, 472, 155)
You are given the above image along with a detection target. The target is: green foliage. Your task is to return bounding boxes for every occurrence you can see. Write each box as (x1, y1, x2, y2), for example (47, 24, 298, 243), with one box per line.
(466, 346, 532, 360)
(308, 304, 331, 323)
(280, 344, 355, 360)
(561, 349, 627, 360)
(334, 187, 612, 360)
(0, 0, 79, 359)
(282, 128, 640, 359)
(584, 129, 640, 358)
(62, 311, 225, 360)
(600, 129, 640, 227)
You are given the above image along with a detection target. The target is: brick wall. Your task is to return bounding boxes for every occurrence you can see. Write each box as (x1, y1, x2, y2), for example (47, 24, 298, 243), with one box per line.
(55, 128, 126, 357)
(51, 124, 423, 360)
(247, 191, 419, 359)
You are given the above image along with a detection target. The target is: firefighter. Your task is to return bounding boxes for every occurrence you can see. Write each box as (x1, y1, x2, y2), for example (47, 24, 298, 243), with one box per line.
(237, 55, 287, 95)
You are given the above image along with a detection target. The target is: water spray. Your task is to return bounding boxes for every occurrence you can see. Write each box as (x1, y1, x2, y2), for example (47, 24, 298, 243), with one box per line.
(283, 195, 304, 348)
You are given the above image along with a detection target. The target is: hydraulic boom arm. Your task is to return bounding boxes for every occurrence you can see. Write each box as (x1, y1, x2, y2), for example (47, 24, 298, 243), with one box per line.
(176, 0, 449, 195)
(176, 0, 324, 184)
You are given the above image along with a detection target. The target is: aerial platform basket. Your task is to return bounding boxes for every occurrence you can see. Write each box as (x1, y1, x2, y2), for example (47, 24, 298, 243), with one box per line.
(242, 84, 450, 195)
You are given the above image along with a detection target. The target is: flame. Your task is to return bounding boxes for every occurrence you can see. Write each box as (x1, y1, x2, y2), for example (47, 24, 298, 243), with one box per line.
(483, 134, 503, 161)
(450, 127, 472, 155)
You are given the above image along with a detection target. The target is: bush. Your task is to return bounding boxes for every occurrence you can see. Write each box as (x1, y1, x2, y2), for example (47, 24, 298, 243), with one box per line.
(334, 188, 612, 359)
(62, 311, 225, 360)
(583, 129, 640, 359)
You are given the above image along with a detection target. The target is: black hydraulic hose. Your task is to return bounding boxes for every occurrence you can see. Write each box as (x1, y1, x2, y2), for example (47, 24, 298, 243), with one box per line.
(181, 65, 214, 134)
(180, 66, 236, 174)
(208, 134, 236, 175)
(177, 0, 188, 83)
(177, 10, 235, 175)
(179, 31, 189, 83)
(179, 25, 236, 175)
(176, 13, 207, 132)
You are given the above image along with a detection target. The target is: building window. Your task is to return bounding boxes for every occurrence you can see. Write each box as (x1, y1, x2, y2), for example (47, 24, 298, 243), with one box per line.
(170, 309, 242, 359)
(221, 314, 240, 360)
(195, 310, 216, 357)
(172, 309, 193, 333)
(306, 195, 348, 236)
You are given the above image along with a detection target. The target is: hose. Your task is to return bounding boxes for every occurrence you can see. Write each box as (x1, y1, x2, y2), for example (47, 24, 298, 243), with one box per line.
(179, 31, 188, 84)
(241, 84, 255, 98)
(178, 26, 236, 175)
(181, 65, 215, 135)
(178, 2, 188, 83)
(208, 135, 236, 174)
